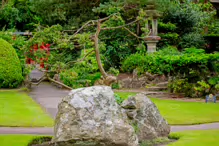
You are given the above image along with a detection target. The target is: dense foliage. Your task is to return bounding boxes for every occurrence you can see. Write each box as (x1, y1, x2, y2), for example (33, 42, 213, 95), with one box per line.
(122, 47, 219, 97)
(0, 0, 218, 95)
(0, 38, 23, 88)
(158, 1, 215, 49)
(122, 47, 219, 75)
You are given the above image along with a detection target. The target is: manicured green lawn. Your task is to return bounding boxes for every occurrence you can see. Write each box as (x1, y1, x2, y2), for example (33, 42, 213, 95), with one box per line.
(0, 135, 37, 146)
(0, 91, 53, 127)
(169, 130, 219, 146)
(0, 135, 49, 146)
(151, 98, 219, 125)
(1, 130, 219, 146)
(115, 92, 219, 125)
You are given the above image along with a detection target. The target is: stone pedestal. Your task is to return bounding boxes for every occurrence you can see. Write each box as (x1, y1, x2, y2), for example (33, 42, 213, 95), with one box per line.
(146, 40, 158, 53)
(145, 36, 160, 53)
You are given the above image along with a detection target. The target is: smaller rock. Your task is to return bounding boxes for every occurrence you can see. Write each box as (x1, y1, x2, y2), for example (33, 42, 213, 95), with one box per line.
(145, 72, 156, 81)
(119, 78, 132, 88)
(121, 94, 170, 142)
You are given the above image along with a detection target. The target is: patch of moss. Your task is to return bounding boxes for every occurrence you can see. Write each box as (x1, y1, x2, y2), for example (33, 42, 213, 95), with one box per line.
(140, 137, 171, 146)
(168, 133, 181, 140)
(131, 121, 140, 134)
(27, 136, 52, 146)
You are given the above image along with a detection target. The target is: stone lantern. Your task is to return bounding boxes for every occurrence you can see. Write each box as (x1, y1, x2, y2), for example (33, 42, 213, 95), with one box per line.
(144, 2, 161, 53)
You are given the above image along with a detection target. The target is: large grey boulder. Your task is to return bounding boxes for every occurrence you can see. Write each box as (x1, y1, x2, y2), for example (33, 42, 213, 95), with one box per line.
(53, 86, 138, 146)
(121, 94, 170, 142)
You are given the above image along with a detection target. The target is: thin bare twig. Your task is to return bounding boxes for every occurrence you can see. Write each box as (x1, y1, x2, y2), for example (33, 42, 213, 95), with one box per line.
(123, 27, 151, 40)
(101, 20, 138, 30)
(48, 77, 73, 90)
(31, 75, 47, 86)
(71, 13, 118, 37)
(73, 20, 93, 36)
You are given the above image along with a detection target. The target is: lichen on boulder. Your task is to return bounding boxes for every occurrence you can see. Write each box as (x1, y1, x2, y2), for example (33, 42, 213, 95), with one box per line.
(121, 93, 170, 142)
(53, 86, 138, 146)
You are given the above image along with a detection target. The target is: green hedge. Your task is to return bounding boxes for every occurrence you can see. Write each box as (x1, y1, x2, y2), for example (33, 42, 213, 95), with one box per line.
(0, 38, 23, 88)
(122, 47, 219, 76)
(122, 47, 219, 97)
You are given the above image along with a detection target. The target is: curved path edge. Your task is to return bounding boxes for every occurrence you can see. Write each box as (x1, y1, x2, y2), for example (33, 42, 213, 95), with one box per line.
(171, 122, 219, 132)
(1, 122, 219, 135)
(0, 127, 53, 135)
(1, 70, 218, 135)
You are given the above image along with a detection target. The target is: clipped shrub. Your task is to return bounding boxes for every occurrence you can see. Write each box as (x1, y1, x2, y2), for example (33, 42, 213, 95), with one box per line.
(158, 33, 179, 47)
(122, 47, 219, 97)
(0, 30, 26, 58)
(0, 38, 23, 88)
(122, 47, 219, 76)
(183, 47, 205, 54)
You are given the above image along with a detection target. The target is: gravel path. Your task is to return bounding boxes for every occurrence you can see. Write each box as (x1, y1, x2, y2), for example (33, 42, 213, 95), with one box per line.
(0, 69, 219, 135)
(29, 82, 69, 118)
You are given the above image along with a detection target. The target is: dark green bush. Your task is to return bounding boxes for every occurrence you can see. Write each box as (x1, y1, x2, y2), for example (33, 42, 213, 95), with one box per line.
(161, 2, 209, 35)
(179, 33, 206, 49)
(158, 33, 179, 47)
(0, 38, 23, 88)
(27, 136, 52, 146)
(159, 1, 211, 49)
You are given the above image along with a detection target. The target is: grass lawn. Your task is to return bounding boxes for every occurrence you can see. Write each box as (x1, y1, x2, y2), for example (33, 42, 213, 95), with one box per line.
(0, 91, 53, 127)
(1, 130, 219, 146)
(0, 135, 47, 146)
(169, 130, 219, 146)
(115, 92, 219, 125)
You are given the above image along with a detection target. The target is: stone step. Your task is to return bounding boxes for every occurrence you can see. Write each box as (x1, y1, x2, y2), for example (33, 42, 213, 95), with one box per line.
(156, 82, 168, 87)
(145, 86, 168, 91)
(142, 92, 185, 98)
(142, 91, 170, 95)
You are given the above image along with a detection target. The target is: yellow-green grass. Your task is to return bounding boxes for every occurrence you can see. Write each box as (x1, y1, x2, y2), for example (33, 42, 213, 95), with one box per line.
(0, 91, 53, 127)
(0, 135, 47, 146)
(115, 92, 219, 125)
(169, 130, 219, 146)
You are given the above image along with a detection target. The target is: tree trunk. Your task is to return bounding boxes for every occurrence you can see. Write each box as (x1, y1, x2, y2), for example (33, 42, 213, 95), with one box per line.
(93, 20, 117, 86)
(94, 21, 108, 78)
